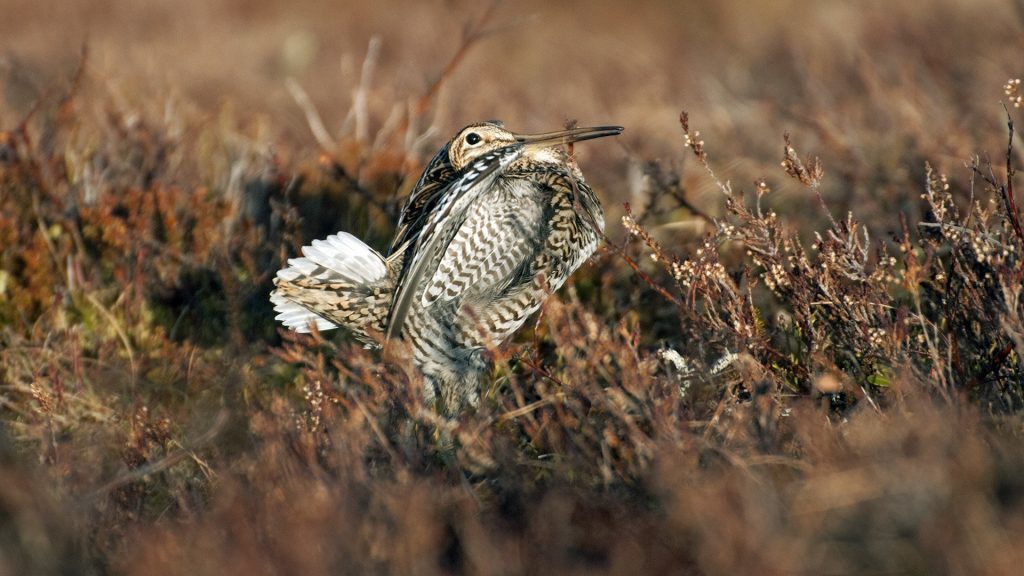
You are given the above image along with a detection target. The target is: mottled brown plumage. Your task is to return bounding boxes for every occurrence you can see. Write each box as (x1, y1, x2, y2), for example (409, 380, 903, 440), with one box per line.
(271, 122, 622, 412)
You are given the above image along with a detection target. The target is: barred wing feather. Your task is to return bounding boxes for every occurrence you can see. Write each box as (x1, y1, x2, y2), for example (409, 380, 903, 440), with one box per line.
(385, 144, 524, 340)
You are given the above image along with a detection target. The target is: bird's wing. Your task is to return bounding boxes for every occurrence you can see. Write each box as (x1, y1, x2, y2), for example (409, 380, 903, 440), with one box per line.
(385, 144, 525, 340)
(422, 186, 542, 305)
(389, 143, 456, 255)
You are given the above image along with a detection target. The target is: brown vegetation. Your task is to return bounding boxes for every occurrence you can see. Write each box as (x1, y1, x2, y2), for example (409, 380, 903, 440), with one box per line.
(2, 1, 1024, 574)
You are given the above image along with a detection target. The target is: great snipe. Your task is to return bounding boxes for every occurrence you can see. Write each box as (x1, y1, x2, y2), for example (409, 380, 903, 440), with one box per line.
(271, 121, 622, 412)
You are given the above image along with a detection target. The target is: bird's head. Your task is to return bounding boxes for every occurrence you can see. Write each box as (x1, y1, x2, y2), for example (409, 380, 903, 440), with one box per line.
(447, 121, 623, 171)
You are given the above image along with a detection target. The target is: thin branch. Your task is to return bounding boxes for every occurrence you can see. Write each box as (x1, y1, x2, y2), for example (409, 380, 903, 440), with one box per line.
(340, 35, 382, 144)
(667, 186, 716, 225)
(969, 113, 1023, 243)
(1003, 107, 1023, 242)
(286, 77, 337, 150)
(393, 0, 504, 146)
(82, 410, 228, 504)
(603, 233, 682, 306)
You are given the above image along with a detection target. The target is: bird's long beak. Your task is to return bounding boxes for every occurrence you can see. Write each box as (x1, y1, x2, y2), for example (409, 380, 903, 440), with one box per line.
(514, 125, 624, 147)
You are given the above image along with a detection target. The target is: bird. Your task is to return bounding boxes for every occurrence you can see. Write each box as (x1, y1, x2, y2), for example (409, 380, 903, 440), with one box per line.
(270, 121, 623, 413)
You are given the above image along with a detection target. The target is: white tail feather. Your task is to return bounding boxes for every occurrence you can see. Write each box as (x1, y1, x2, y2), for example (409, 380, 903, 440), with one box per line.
(275, 232, 386, 285)
(270, 294, 338, 333)
(276, 257, 318, 281)
(294, 232, 387, 284)
(272, 232, 389, 334)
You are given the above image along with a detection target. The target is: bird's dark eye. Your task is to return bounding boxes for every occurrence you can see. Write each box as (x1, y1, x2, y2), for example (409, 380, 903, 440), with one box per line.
(465, 132, 482, 145)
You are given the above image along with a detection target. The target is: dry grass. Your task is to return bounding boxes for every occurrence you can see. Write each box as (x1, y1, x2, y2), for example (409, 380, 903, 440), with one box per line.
(3, 0, 1024, 574)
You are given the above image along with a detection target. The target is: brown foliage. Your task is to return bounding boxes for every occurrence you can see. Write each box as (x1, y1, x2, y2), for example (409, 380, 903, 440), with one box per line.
(2, 1, 1024, 574)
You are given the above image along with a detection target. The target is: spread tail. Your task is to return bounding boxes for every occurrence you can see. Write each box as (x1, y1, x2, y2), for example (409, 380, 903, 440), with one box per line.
(270, 232, 395, 344)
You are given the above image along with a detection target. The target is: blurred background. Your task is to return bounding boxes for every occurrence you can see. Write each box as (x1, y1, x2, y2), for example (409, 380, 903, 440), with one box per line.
(5, 0, 1022, 227)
